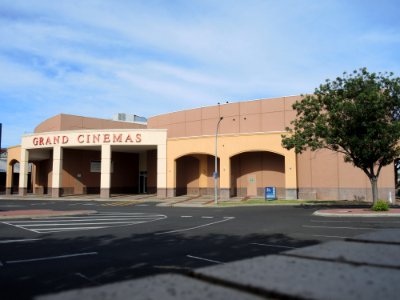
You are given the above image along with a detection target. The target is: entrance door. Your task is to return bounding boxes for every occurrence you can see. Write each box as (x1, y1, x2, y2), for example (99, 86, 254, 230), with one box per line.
(139, 171, 147, 194)
(247, 174, 257, 196)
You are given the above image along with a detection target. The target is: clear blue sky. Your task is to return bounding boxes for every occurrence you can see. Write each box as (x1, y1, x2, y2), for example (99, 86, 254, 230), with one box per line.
(1, 0, 399, 147)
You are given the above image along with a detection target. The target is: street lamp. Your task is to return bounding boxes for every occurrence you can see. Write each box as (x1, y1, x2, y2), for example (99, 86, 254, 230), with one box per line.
(214, 116, 224, 205)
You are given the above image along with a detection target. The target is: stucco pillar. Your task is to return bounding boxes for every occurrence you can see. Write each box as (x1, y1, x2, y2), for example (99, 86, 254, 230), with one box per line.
(219, 154, 230, 200)
(6, 161, 13, 195)
(157, 143, 167, 198)
(51, 146, 63, 197)
(100, 144, 112, 198)
(285, 149, 298, 200)
(18, 149, 29, 196)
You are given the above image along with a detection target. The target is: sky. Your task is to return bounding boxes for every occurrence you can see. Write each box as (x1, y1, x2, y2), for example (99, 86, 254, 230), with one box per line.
(1, 0, 400, 147)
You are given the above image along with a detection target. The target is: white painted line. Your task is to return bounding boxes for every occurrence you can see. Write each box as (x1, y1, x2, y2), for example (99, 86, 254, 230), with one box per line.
(3, 213, 167, 233)
(12, 217, 160, 223)
(0, 260, 3, 266)
(186, 255, 223, 264)
(6, 252, 98, 264)
(34, 227, 107, 233)
(21, 221, 149, 227)
(311, 234, 349, 239)
(250, 243, 297, 249)
(2, 221, 41, 233)
(0, 238, 42, 244)
(201, 216, 214, 219)
(180, 216, 193, 218)
(156, 217, 235, 235)
(303, 225, 378, 230)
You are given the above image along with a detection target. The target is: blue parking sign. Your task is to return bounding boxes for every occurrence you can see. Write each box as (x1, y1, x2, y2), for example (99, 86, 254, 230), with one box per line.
(265, 187, 276, 200)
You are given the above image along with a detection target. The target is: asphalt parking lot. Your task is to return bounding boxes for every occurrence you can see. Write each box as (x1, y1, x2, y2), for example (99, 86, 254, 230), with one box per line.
(0, 199, 399, 299)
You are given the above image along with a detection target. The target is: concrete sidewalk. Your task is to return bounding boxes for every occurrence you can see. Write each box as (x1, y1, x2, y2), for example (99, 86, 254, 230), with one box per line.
(36, 229, 400, 300)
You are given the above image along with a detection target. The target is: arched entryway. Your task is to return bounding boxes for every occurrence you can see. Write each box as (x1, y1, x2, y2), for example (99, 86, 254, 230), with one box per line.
(175, 154, 219, 197)
(9, 160, 20, 194)
(8, 160, 33, 194)
(230, 151, 285, 198)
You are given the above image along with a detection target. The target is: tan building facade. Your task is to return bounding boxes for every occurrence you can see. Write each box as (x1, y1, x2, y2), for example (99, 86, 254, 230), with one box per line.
(6, 96, 396, 201)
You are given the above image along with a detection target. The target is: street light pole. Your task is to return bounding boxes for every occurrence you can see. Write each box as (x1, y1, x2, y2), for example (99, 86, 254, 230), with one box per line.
(214, 116, 224, 205)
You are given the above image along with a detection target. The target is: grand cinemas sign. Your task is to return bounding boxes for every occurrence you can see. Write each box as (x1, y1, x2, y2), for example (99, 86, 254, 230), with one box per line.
(31, 132, 143, 147)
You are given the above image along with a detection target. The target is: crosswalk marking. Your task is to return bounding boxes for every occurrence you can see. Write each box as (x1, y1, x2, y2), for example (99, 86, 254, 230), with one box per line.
(2, 212, 167, 234)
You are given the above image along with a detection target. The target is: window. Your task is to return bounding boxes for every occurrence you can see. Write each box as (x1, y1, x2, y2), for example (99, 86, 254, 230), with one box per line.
(90, 161, 114, 173)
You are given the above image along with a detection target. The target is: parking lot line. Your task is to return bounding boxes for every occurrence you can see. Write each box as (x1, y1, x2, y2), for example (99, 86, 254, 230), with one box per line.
(311, 234, 349, 239)
(0, 238, 42, 244)
(250, 243, 297, 249)
(6, 252, 98, 264)
(186, 255, 223, 264)
(156, 217, 235, 235)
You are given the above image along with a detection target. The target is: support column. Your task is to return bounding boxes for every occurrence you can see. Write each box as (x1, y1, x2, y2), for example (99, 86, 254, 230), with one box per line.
(219, 154, 230, 200)
(51, 146, 63, 198)
(285, 149, 298, 200)
(100, 144, 111, 199)
(157, 143, 167, 198)
(6, 161, 13, 195)
(18, 149, 29, 196)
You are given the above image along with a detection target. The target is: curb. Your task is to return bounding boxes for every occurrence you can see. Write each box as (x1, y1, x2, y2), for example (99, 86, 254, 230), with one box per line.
(313, 209, 400, 217)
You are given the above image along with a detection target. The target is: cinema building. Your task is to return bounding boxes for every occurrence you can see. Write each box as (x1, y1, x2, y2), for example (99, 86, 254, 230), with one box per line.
(5, 96, 395, 201)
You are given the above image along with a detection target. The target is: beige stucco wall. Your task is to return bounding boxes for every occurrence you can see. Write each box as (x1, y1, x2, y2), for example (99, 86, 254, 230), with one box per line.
(166, 132, 297, 194)
(150, 96, 396, 201)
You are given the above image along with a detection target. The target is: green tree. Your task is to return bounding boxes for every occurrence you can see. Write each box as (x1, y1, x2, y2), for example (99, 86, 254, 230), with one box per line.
(282, 68, 400, 204)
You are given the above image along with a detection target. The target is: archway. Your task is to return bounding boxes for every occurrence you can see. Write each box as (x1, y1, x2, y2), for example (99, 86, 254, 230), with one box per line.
(230, 151, 285, 198)
(175, 154, 219, 197)
(9, 160, 21, 194)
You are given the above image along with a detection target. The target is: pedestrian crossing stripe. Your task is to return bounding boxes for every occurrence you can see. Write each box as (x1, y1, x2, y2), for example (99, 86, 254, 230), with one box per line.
(2, 212, 167, 233)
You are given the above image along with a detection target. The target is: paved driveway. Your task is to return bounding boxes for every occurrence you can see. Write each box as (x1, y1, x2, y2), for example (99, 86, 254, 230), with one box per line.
(0, 199, 399, 299)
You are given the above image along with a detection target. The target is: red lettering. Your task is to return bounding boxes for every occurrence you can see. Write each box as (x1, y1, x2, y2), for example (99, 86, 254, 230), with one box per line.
(39, 137, 44, 145)
(113, 134, 122, 143)
(125, 134, 133, 143)
(136, 133, 142, 143)
(78, 135, 84, 143)
(103, 134, 110, 143)
(53, 136, 60, 144)
(33, 137, 39, 146)
(62, 136, 69, 144)
(45, 137, 52, 145)
(87, 134, 90, 143)
(93, 134, 100, 143)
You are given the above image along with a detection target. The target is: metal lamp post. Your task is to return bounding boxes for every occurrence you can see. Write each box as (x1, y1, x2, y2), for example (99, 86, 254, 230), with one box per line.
(214, 116, 224, 205)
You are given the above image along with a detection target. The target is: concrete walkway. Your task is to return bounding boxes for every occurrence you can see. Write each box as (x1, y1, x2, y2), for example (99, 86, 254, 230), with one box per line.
(36, 228, 400, 300)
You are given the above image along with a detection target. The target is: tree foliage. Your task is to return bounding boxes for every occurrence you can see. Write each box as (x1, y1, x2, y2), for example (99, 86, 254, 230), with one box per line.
(282, 68, 400, 203)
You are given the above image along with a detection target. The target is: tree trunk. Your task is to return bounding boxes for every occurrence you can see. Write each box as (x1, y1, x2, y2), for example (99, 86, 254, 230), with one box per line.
(370, 176, 378, 205)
